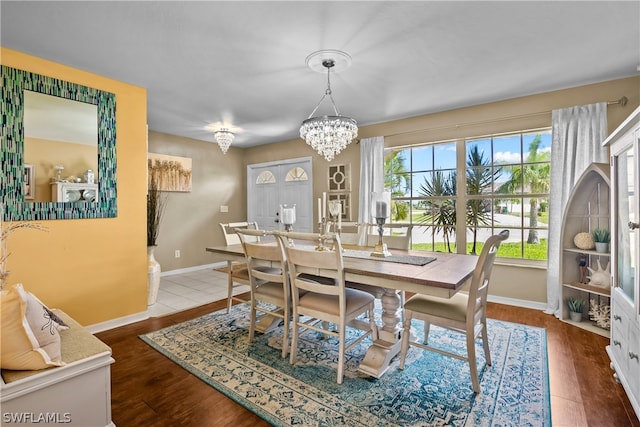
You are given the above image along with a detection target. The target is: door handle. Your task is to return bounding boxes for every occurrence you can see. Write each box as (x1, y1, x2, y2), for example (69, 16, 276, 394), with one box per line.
(629, 221, 639, 230)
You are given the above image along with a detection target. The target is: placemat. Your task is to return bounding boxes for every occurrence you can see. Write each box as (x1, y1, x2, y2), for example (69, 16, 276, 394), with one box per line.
(343, 249, 436, 266)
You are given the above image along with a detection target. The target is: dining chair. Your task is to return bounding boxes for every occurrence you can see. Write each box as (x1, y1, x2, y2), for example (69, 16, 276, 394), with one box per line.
(337, 222, 365, 245)
(236, 228, 291, 358)
(279, 232, 378, 384)
(398, 229, 509, 394)
(366, 223, 414, 249)
(219, 221, 260, 313)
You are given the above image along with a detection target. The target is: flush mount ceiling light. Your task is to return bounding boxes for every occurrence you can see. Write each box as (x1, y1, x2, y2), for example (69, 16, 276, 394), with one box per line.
(214, 128, 234, 154)
(300, 50, 358, 162)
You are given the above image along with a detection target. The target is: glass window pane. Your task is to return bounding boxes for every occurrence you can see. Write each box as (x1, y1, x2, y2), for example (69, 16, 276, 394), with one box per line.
(494, 134, 522, 165)
(466, 139, 491, 164)
(389, 173, 411, 197)
(523, 132, 552, 163)
(412, 171, 431, 197)
(434, 142, 457, 169)
(411, 146, 433, 171)
(497, 164, 523, 194)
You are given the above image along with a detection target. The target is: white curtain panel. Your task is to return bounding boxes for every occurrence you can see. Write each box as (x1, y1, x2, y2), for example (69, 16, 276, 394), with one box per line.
(546, 102, 608, 315)
(358, 136, 385, 245)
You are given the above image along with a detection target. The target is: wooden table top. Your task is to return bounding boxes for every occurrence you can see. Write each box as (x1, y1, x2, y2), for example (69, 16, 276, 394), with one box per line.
(206, 243, 478, 298)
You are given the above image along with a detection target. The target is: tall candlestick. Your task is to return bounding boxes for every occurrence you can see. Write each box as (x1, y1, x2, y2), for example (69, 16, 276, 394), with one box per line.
(318, 198, 322, 220)
(322, 192, 327, 218)
(337, 203, 342, 229)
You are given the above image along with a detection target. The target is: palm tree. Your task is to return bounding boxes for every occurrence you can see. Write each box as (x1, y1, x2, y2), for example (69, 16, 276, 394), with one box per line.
(497, 134, 550, 244)
(417, 170, 457, 252)
(384, 151, 410, 221)
(466, 145, 501, 254)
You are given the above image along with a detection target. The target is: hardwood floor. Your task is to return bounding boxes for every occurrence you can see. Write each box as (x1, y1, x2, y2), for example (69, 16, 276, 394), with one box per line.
(96, 296, 640, 427)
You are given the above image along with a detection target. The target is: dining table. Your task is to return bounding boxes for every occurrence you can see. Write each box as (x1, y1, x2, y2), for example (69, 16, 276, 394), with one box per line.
(205, 240, 479, 378)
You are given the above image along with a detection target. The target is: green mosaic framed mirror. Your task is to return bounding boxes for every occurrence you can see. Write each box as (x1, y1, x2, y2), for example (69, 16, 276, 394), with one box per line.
(1, 65, 116, 220)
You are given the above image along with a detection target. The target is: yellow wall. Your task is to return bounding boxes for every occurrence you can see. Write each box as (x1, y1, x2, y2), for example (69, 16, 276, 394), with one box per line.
(1, 47, 148, 326)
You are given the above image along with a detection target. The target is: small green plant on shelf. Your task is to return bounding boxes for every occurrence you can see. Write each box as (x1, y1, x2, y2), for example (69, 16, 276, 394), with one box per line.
(565, 296, 586, 313)
(592, 228, 610, 244)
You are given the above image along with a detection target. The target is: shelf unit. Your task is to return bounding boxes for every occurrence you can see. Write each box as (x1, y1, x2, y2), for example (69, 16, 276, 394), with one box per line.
(560, 162, 611, 338)
(51, 182, 98, 202)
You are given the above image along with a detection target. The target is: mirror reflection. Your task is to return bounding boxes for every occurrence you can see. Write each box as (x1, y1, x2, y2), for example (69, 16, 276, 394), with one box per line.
(23, 91, 98, 203)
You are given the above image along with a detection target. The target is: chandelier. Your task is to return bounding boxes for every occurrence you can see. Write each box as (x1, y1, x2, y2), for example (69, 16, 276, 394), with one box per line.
(214, 128, 234, 154)
(300, 50, 358, 162)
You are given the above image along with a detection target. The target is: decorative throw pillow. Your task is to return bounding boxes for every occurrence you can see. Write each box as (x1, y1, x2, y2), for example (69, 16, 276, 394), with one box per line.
(0, 284, 65, 370)
(15, 284, 68, 349)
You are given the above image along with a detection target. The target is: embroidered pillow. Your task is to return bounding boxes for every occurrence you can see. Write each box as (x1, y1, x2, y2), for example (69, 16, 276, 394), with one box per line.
(16, 284, 68, 351)
(0, 284, 64, 370)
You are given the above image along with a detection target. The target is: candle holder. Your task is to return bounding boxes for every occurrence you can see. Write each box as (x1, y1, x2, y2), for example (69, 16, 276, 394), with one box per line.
(280, 204, 296, 246)
(370, 191, 392, 258)
(328, 200, 342, 235)
(315, 231, 331, 251)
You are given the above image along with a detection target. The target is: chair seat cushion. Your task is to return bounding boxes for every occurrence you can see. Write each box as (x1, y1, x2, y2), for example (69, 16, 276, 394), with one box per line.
(254, 281, 286, 300)
(404, 293, 468, 323)
(298, 288, 374, 317)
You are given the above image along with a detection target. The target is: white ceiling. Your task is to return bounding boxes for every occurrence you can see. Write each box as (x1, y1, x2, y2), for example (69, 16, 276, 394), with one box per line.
(2, 1, 639, 149)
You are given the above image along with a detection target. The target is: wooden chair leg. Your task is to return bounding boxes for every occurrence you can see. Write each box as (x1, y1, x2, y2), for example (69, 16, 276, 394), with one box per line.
(337, 323, 346, 384)
(399, 312, 412, 370)
(281, 304, 289, 359)
(248, 300, 256, 343)
(481, 321, 491, 366)
(423, 321, 431, 345)
(467, 332, 480, 394)
(226, 261, 234, 313)
(289, 314, 299, 366)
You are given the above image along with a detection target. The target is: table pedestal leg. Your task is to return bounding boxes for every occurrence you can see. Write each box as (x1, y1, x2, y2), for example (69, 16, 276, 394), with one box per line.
(358, 288, 403, 378)
(254, 309, 284, 334)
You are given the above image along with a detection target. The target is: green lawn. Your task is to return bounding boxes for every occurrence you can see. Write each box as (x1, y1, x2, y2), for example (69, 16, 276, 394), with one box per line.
(412, 238, 548, 260)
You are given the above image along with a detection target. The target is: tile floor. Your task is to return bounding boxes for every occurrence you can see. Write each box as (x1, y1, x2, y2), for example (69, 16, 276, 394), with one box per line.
(147, 267, 249, 317)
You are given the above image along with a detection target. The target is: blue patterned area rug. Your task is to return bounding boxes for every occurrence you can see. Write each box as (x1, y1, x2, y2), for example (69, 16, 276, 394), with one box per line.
(140, 304, 551, 426)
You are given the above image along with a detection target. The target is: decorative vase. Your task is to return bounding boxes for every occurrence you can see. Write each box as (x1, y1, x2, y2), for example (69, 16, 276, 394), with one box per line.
(595, 242, 609, 253)
(147, 246, 161, 306)
(569, 311, 582, 322)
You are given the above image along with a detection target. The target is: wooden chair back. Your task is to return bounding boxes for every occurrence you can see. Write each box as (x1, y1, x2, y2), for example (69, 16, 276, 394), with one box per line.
(366, 223, 413, 249)
(219, 221, 259, 245)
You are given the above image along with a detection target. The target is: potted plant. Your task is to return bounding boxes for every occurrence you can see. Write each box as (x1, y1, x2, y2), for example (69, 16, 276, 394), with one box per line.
(592, 228, 610, 253)
(565, 296, 586, 322)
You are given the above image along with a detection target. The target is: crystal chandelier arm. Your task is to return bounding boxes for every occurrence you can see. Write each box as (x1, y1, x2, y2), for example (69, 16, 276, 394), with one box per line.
(306, 93, 329, 119)
(305, 66, 341, 119)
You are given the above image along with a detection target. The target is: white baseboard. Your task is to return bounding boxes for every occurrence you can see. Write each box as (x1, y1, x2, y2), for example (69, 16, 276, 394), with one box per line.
(487, 295, 547, 311)
(160, 262, 226, 277)
(87, 311, 149, 334)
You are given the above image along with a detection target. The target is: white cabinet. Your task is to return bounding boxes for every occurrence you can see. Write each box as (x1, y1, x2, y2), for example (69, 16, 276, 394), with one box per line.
(51, 182, 98, 202)
(604, 105, 640, 421)
(560, 162, 611, 337)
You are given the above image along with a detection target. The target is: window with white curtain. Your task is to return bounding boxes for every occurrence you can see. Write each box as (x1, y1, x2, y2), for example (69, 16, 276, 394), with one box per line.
(385, 128, 551, 261)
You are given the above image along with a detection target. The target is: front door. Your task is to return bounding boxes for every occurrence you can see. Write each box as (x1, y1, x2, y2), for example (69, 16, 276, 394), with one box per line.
(247, 157, 313, 232)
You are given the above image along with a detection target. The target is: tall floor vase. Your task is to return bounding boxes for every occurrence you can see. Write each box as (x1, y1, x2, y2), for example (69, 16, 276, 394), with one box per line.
(147, 246, 161, 306)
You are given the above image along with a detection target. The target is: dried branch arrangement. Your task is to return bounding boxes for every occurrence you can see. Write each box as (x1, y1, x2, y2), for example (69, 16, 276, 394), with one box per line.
(0, 210, 47, 290)
(147, 169, 168, 247)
